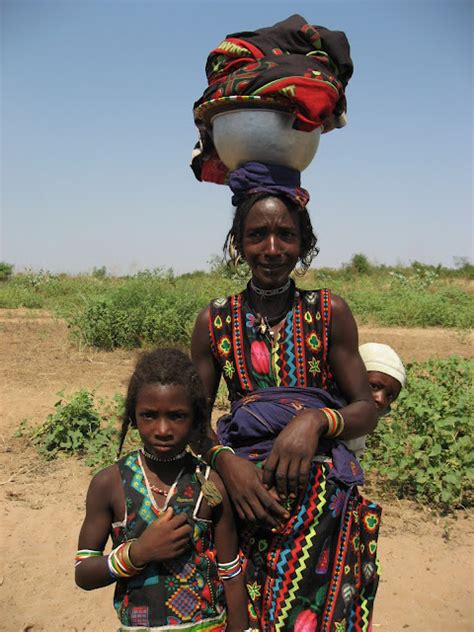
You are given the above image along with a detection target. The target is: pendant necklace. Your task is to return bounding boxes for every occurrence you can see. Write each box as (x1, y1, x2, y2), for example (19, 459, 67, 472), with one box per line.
(138, 452, 184, 513)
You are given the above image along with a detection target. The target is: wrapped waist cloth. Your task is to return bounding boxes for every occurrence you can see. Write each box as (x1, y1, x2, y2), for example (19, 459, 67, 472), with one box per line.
(216, 386, 364, 487)
(192, 14, 353, 184)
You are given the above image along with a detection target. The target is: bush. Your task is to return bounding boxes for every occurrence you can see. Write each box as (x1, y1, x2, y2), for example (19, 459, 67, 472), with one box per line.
(28, 390, 131, 469)
(0, 262, 14, 282)
(364, 357, 474, 511)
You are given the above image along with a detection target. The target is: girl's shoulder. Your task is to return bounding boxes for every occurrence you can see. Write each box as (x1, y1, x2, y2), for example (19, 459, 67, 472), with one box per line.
(86, 461, 121, 506)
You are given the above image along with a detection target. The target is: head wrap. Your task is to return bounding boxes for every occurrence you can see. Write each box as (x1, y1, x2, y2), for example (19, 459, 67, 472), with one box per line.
(359, 343, 406, 388)
(229, 162, 310, 208)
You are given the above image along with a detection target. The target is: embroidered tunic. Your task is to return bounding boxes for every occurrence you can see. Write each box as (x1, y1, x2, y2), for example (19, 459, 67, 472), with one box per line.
(112, 451, 226, 631)
(209, 286, 335, 399)
(208, 287, 382, 632)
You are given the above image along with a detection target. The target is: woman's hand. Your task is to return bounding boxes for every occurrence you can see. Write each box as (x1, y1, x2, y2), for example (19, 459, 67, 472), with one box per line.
(262, 409, 327, 500)
(215, 451, 290, 527)
(130, 508, 193, 566)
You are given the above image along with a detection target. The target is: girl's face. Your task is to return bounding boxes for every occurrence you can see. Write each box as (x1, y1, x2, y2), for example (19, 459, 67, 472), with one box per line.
(135, 383, 193, 459)
(242, 196, 301, 289)
(368, 371, 402, 417)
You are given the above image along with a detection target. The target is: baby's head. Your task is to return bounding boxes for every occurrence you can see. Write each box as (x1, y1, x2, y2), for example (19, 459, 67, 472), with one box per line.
(359, 343, 406, 417)
(117, 347, 208, 457)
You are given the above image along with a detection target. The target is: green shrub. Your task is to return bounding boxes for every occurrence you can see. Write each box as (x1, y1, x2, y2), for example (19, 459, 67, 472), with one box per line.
(0, 262, 14, 282)
(364, 357, 474, 511)
(29, 390, 129, 469)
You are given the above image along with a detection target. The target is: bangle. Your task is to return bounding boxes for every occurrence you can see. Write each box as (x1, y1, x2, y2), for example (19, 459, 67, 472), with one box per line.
(320, 408, 345, 438)
(217, 554, 242, 580)
(107, 540, 146, 579)
(74, 549, 102, 567)
(208, 444, 235, 469)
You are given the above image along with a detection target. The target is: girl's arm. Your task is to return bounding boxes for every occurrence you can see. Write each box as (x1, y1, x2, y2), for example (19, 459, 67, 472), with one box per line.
(76, 465, 193, 591)
(211, 471, 249, 632)
(75, 465, 118, 590)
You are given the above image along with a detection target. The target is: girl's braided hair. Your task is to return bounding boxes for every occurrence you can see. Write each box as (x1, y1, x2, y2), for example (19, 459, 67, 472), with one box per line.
(223, 192, 319, 273)
(117, 347, 209, 458)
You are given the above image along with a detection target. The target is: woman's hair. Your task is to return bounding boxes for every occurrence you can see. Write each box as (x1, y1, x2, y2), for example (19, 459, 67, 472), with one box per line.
(117, 347, 209, 458)
(223, 192, 319, 273)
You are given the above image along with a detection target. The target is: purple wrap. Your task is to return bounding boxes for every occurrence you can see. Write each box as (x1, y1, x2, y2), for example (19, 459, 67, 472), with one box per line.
(228, 162, 310, 208)
(216, 386, 364, 487)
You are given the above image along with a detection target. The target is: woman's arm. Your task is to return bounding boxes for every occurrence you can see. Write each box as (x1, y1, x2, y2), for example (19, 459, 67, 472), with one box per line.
(211, 471, 249, 632)
(262, 294, 377, 499)
(191, 307, 288, 527)
(327, 294, 378, 438)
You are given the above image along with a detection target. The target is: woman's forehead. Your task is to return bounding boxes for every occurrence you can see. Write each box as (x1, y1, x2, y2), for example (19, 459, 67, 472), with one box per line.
(245, 196, 298, 225)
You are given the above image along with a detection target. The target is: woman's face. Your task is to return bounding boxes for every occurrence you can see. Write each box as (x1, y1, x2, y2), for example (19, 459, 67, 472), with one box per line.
(242, 197, 302, 289)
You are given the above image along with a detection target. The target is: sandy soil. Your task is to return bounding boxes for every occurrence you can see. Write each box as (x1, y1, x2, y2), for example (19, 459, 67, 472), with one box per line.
(0, 312, 473, 632)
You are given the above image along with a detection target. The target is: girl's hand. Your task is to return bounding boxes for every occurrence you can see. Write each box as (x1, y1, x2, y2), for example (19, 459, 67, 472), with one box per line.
(130, 508, 192, 566)
(262, 409, 326, 500)
(215, 452, 290, 527)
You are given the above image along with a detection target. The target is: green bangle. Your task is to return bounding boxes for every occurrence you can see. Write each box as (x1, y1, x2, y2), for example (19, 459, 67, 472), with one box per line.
(210, 446, 235, 469)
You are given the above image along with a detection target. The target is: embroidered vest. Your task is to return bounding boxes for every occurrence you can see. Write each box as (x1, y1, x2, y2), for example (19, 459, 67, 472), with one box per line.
(209, 287, 335, 401)
(112, 451, 225, 629)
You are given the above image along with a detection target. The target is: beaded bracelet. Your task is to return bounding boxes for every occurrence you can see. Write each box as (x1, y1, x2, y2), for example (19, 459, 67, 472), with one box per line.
(107, 540, 146, 579)
(74, 549, 102, 567)
(320, 407, 345, 438)
(217, 554, 242, 580)
(208, 444, 235, 469)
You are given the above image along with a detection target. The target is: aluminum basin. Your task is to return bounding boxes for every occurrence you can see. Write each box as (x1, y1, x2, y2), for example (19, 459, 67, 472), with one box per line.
(211, 109, 320, 172)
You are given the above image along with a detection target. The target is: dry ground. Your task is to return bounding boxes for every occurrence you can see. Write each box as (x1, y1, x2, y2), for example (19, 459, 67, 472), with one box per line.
(1, 311, 473, 631)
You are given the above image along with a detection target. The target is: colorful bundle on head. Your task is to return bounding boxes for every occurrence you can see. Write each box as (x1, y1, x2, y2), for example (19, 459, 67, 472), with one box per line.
(191, 14, 353, 185)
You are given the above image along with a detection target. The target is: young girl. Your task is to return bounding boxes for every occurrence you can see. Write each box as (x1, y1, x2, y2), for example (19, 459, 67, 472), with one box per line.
(75, 348, 249, 631)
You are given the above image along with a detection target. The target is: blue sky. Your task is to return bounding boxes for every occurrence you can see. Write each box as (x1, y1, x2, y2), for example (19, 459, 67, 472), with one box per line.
(1, 0, 472, 275)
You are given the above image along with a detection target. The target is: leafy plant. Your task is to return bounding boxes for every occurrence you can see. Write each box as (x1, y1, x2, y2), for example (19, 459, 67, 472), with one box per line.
(0, 261, 14, 282)
(30, 389, 130, 469)
(364, 357, 473, 511)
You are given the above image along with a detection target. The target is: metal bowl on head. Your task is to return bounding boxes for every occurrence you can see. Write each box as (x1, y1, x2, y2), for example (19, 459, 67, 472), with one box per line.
(211, 108, 321, 172)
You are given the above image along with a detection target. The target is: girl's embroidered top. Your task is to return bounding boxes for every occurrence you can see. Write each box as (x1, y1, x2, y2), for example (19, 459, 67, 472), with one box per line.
(208, 285, 335, 401)
(111, 451, 226, 629)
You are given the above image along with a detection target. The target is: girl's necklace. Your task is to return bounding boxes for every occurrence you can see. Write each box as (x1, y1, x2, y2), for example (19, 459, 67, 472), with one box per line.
(138, 452, 184, 513)
(141, 447, 187, 462)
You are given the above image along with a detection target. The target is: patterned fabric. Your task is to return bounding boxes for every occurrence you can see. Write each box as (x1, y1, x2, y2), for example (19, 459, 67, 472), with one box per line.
(209, 286, 334, 401)
(208, 286, 382, 631)
(112, 451, 226, 630)
(229, 162, 310, 209)
(241, 461, 381, 632)
(192, 14, 353, 185)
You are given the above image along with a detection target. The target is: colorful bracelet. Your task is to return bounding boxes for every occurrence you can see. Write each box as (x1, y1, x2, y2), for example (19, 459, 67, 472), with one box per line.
(320, 407, 345, 438)
(74, 549, 103, 567)
(107, 540, 146, 579)
(217, 554, 242, 580)
(208, 444, 235, 469)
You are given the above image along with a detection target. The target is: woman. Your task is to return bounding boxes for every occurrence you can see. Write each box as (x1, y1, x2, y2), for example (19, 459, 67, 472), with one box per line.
(192, 167, 380, 631)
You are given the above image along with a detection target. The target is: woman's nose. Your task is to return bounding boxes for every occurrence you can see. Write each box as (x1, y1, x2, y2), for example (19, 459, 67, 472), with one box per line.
(263, 234, 278, 255)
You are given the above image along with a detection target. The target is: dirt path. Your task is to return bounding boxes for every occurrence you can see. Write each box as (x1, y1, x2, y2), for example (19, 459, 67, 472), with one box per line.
(1, 312, 473, 631)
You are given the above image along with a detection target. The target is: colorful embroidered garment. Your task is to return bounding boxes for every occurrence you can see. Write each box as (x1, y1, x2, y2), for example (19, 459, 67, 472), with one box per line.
(192, 14, 353, 184)
(208, 286, 381, 631)
(209, 285, 334, 399)
(112, 451, 226, 631)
